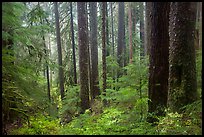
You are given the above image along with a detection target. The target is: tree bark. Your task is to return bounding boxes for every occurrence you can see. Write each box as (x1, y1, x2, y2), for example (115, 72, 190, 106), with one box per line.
(70, 2, 77, 85)
(110, 2, 114, 56)
(139, 3, 145, 57)
(106, 2, 110, 57)
(90, 2, 100, 100)
(77, 2, 90, 113)
(147, 2, 170, 124)
(144, 2, 151, 55)
(117, 2, 125, 78)
(54, 2, 65, 100)
(102, 2, 107, 106)
(168, 2, 198, 112)
(128, 3, 133, 64)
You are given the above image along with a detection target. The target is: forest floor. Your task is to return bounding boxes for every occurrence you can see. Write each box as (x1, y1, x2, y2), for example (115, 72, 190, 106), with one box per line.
(7, 98, 202, 135)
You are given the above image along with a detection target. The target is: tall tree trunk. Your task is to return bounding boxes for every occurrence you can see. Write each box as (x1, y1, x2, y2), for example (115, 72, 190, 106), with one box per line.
(110, 2, 116, 90)
(54, 2, 65, 100)
(90, 2, 100, 101)
(144, 2, 151, 55)
(168, 2, 198, 112)
(199, 2, 202, 49)
(85, 2, 92, 102)
(48, 35, 52, 89)
(106, 2, 110, 57)
(102, 2, 107, 106)
(123, 15, 127, 67)
(128, 3, 133, 64)
(139, 3, 145, 57)
(43, 35, 51, 102)
(77, 2, 90, 113)
(117, 2, 125, 78)
(110, 2, 114, 56)
(70, 2, 77, 85)
(147, 2, 170, 124)
(39, 2, 51, 103)
(132, 8, 136, 37)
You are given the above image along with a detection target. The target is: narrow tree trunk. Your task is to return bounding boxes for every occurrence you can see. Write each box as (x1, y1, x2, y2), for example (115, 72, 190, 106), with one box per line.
(39, 2, 51, 103)
(128, 3, 133, 64)
(123, 17, 127, 67)
(43, 35, 51, 102)
(147, 2, 170, 124)
(102, 2, 107, 106)
(90, 2, 100, 100)
(85, 2, 93, 102)
(139, 3, 145, 57)
(110, 2, 116, 90)
(48, 35, 52, 89)
(77, 2, 90, 113)
(70, 2, 77, 85)
(168, 2, 198, 112)
(199, 2, 203, 48)
(144, 2, 151, 55)
(111, 2, 114, 56)
(106, 2, 110, 57)
(54, 2, 65, 100)
(117, 2, 125, 78)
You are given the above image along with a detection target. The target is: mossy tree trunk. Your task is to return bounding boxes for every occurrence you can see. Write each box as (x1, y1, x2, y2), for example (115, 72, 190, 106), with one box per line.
(77, 2, 90, 113)
(144, 2, 151, 55)
(117, 2, 125, 78)
(147, 2, 170, 124)
(70, 2, 77, 85)
(89, 2, 100, 101)
(168, 2, 198, 112)
(102, 2, 107, 106)
(128, 3, 133, 64)
(139, 2, 145, 57)
(54, 2, 65, 100)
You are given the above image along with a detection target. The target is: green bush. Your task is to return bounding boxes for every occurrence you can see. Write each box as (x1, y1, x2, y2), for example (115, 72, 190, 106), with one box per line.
(10, 114, 60, 135)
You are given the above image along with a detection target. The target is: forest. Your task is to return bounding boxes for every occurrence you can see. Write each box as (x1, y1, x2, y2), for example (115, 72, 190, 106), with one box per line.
(2, 2, 202, 135)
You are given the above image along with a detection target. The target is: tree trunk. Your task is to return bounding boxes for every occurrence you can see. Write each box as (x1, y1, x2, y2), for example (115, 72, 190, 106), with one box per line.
(128, 3, 133, 64)
(90, 2, 100, 100)
(106, 2, 110, 57)
(168, 2, 198, 112)
(199, 2, 202, 49)
(139, 3, 145, 57)
(144, 2, 151, 55)
(77, 2, 90, 113)
(48, 35, 52, 89)
(117, 2, 125, 78)
(102, 2, 107, 106)
(42, 35, 51, 102)
(54, 2, 65, 100)
(110, 2, 114, 56)
(39, 2, 51, 103)
(70, 2, 77, 85)
(147, 2, 170, 124)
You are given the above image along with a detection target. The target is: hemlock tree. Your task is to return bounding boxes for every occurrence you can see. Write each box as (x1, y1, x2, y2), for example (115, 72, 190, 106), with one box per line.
(147, 2, 170, 124)
(128, 2, 133, 64)
(110, 2, 115, 56)
(139, 2, 145, 57)
(102, 2, 107, 106)
(89, 2, 100, 100)
(144, 2, 151, 55)
(38, 2, 51, 102)
(77, 2, 90, 113)
(168, 2, 198, 112)
(117, 2, 125, 78)
(106, 2, 110, 57)
(54, 2, 65, 100)
(70, 2, 77, 85)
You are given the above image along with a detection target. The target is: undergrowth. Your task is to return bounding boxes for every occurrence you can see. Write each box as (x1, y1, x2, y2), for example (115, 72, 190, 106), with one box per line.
(8, 52, 202, 135)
